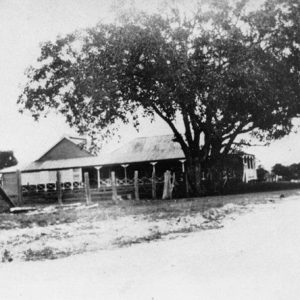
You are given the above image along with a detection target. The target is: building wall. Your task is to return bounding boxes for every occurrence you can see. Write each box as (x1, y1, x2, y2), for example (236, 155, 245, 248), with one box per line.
(21, 168, 83, 186)
(16, 155, 257, 188)
(242, 155, 257, 183)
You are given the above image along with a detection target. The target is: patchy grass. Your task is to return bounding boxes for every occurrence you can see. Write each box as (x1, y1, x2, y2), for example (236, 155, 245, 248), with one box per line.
(23, 247, 72, 261)
(0, 189, 298, 263)
(1, 189, 295, 231)
(114, 231, 163, 247)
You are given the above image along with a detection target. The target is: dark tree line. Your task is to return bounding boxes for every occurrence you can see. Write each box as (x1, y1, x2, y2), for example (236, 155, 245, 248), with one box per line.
(272, 163, 300, 180)
(257, 163, 300, 181)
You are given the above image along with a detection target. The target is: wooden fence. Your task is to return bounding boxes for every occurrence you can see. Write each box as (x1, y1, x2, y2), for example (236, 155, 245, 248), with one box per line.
(17, 170, 186, 205)
(0, 170, 22, 206)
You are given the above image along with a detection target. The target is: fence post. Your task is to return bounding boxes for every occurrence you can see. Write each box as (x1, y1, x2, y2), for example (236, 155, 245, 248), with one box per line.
(56, 171, 63, 205)
(95, 166, 102, 190)
(152, 168, 156, 200)
(16, 169, 23, 206)
(162, 170, 171, 200)
(170, 172, 176, 200)
(84, 172, 92, 205)
(134, 170, 139, 201)
(185, 171, 189, 198)
(111, 171, 118, 202)
(180, 159, 189, 198)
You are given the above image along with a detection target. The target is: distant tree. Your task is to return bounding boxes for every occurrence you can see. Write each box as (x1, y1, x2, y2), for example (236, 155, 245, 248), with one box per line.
(272, 163, 300, 180)
(288, 163, 299, 179)
(257, 165, 269, 182)
(18, 0, 300, 195)
(0, 151, 18, 170)
(272, 163, 291, 180)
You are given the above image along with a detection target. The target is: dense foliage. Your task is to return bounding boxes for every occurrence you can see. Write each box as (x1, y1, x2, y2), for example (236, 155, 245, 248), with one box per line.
(256, 165, 269, 181)
(0, 151, 18, 170)
(272, 163, 300, 180)
(18, 0, 300, 194)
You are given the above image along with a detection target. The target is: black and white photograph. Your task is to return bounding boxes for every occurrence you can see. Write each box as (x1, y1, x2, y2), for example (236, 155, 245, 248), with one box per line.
(1, 0, 300, 299)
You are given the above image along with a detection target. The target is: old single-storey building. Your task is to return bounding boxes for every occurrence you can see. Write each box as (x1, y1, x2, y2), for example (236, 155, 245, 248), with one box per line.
(0, 134, 257, 193)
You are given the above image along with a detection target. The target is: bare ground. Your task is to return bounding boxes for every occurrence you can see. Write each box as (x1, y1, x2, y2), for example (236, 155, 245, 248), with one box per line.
(0, 189, 296, 263)
(1, 190, 300, 299)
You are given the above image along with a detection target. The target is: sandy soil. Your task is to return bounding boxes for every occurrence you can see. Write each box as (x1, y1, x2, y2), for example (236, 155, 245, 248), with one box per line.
(0, 201, 248, 262)
(1, 194, 300, 300)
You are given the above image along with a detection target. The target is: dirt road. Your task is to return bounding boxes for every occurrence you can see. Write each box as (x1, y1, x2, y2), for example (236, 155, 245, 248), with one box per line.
(1, 196, 300, 300)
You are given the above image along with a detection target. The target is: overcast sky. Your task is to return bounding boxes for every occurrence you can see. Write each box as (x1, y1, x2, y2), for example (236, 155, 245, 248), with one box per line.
(0, 0, 299, 171)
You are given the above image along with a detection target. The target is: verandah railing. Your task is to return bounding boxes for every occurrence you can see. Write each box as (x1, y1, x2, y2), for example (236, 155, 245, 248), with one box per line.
(21, 171, 184, 203)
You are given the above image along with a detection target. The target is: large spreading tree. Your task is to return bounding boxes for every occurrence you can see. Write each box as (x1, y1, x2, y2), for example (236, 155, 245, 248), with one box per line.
(18, 0, 300, 195)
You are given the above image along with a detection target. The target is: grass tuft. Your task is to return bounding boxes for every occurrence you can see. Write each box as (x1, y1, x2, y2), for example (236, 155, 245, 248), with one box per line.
(23, 247, 71, 261)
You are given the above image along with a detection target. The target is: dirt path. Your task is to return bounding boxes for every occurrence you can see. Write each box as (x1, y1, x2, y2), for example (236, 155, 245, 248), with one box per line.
(1, 196, 300, 300)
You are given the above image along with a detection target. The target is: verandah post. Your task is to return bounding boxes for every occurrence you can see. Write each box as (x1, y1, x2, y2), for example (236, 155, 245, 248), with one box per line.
(134, 170, 139, 201)
(56, 171, 63, 205)
(121, 164, 129, 184)
(84, 172, 92, 205)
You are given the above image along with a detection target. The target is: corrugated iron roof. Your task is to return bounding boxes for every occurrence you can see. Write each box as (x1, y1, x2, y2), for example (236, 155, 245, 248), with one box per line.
(21, 134, 185, 172)
(105, 134, 184, 164)
(3, 134, 256, 173)
(23, 156, 103, 172)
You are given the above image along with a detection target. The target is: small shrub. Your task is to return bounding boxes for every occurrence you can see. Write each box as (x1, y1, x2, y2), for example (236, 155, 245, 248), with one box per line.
(2, 249, 13, 263)
(35, 219, 49, 227)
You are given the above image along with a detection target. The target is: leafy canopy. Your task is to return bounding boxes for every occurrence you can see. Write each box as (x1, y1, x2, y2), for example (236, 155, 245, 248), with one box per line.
(0, 151, 18, 170)
(18, 0, 300, 166)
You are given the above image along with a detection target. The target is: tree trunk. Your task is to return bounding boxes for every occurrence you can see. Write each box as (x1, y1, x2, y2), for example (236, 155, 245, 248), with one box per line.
(186, 155, 202, 196)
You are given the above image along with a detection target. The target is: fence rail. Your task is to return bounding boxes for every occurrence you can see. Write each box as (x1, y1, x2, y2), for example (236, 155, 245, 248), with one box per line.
(17, 170, 185, 205)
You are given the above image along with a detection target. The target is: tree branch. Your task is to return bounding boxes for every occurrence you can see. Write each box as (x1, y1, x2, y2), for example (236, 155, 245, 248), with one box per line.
(182, 110, 193, 147)
(231, 141, 267, 147)
(150, 103, 189, 154)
